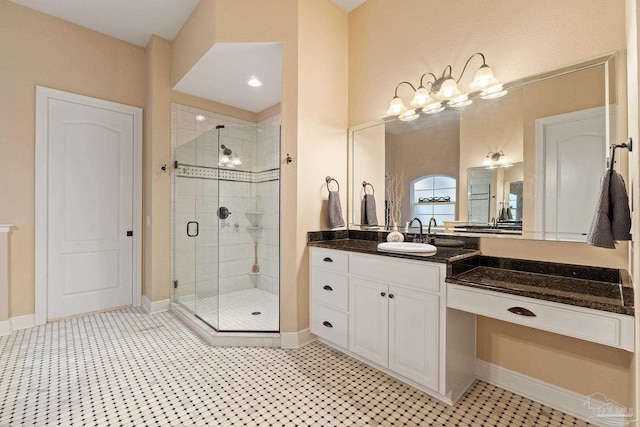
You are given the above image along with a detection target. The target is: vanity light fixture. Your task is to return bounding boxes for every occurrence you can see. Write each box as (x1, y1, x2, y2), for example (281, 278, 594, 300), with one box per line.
(247, 76, 262, 87)
(482, 150, 511, 168)
(386, 52, 505, 118)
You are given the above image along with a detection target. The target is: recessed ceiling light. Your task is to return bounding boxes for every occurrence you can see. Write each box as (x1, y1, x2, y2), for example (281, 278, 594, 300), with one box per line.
(195, 114, 206, 121)
(247, 76, 262, 87)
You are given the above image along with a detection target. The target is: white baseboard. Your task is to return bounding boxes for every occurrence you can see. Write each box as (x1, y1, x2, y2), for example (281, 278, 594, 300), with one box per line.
(280, 328, 316, 348)
(142, 296, 170, 314)
(0, 320, 10, 336)
(477, 360, 632, 427)
(0, 314, 36, 336)
(11, 314, 35, 331)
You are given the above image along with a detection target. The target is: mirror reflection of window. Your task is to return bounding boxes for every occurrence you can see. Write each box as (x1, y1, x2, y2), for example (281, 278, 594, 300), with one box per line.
(411, 175, 457, 225)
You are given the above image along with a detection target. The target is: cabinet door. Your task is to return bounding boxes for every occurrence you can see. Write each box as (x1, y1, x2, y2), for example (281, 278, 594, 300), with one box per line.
(349, 278, 389, 367)
(388, 286, 439, 390)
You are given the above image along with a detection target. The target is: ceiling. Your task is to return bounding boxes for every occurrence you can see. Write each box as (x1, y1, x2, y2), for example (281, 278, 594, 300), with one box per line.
(10, 0, 199, 47)
(332, 0, 368, 12)
(174, 43, 283, 113)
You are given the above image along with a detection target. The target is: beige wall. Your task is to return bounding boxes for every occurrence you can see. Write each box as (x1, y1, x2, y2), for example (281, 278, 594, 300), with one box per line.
(296, 0, 349, 330)
(349, 0, 632, 405)
(0, 0, 146, 317)
(352, 124, 386, 226)
(144, 36, 173, 302)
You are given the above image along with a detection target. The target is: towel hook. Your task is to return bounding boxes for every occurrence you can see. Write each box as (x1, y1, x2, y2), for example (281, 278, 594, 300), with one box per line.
(608, 138, 633, 172)
(326, 176, 340, 192)
(362, 181, 375, 196)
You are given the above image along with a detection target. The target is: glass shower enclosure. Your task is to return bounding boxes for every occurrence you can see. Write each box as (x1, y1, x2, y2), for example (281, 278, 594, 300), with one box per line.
(173, 124, 280, 332)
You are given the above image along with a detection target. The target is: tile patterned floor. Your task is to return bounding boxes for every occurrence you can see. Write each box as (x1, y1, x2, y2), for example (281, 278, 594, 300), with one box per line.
(178, 288, 279, 331)
(0, 308, 589, 426)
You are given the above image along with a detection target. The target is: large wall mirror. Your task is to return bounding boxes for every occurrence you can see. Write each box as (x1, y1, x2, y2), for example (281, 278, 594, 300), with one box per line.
(349, 53, 620, 241)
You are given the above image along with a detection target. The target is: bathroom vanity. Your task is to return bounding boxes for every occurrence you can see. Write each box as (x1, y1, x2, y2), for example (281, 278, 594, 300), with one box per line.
(307, 233, 635, 406)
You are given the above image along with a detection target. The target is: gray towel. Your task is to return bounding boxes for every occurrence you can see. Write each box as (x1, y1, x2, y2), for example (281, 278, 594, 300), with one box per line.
(361, 194, 378, 226)
(327, 190, 345, 229)
(587, 170, 632, 249)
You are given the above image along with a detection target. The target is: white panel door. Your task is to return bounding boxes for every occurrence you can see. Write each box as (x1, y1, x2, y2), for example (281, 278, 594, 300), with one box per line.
(388, 286, 439, 390)
(349, 277, 389, 367)
(47, 99, 134, 319)
(540, 108, 609, 240)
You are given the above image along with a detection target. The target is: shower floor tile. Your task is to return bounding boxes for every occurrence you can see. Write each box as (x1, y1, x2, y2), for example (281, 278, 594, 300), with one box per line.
(0, 308, 591, 426)
(179, 288, 279, 331)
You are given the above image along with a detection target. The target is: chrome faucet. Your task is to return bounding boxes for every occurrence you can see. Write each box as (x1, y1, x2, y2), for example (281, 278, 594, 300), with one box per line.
(408, 217, 424, 243)
(427, 217, 437, 241)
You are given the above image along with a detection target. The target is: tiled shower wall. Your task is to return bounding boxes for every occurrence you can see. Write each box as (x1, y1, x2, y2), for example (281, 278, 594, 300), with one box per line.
(171, 104, 280, 309)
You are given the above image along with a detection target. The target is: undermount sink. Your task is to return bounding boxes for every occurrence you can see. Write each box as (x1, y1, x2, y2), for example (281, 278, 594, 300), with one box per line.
(377, 242, 437, 254)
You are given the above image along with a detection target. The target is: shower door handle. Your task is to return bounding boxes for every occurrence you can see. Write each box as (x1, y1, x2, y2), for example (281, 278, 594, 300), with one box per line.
(187, 221, 199, 237)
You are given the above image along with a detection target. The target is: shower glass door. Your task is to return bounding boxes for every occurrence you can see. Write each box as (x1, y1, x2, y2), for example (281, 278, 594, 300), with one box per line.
(174, 123, 280, 333)
(212, 125, 280, 332)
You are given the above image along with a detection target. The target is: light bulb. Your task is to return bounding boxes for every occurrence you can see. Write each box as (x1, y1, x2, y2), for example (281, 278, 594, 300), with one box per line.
(232, 156, 242, 165)
(470, 65, 499, 91)
(386, 96, 406, 115)
(435, 78, 460, 100)
(220, 155, 230, 164)
(247, 76, 262, 87)
(410, 87, 431, 108)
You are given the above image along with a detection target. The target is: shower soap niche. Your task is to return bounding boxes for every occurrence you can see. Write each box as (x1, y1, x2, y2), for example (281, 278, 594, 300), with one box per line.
(245, 212, 264, 227)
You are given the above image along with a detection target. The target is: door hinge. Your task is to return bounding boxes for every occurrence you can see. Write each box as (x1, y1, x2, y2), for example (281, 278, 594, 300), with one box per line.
(126, 231, 133, 237)
(174, 160, 178, 169)
(173, 280, 178, 289)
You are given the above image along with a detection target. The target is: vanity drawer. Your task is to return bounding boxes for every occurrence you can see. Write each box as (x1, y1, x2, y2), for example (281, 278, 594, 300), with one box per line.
(310, 248, 348, 274)
(311, 303, 348, 349)
(350, 253, 441, 293)
(447, 284, 635, 351)
(311, 269, 348, 311)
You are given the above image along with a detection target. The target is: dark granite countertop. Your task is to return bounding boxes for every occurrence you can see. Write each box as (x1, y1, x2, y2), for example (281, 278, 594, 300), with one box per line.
(307, 239, 481, 264)
(446, 264, 634, 316)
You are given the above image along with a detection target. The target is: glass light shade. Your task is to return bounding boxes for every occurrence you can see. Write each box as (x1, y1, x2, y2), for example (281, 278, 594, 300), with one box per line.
(480, 84, 508, 99)
(422, 102, 445, 114)
(498, 153, 509, 164)
(195, 114, 206, 121)
(482, 154, 492, 166)
(387, 96, 406, 115)
(448, 94, 473, 108)
(399, 109, 419, 121)
(220, 155, 230, 164)
(469, 65, 499, 91)
(409, 87, 431, 108)
(232, 156, 242, 165)
(435, 78, 461, 100)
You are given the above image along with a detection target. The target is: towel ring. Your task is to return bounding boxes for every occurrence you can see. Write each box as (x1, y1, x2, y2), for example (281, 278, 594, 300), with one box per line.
(326, 176, 340, 192)
(362, 181, 375, 196)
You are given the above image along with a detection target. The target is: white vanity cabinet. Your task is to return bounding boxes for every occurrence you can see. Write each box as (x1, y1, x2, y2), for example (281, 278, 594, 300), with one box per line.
(309, 247, 476, 404)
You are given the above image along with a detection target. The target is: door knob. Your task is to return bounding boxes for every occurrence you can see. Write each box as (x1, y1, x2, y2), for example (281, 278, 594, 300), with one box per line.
(389, 294, 394, 299)
(380, 292, 386, 297)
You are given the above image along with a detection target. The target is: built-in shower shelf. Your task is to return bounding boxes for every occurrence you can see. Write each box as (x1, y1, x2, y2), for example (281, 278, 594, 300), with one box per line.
(245, 212, 264, 227)
(247, 226, 263, 231)
(248, 272, 261, 276)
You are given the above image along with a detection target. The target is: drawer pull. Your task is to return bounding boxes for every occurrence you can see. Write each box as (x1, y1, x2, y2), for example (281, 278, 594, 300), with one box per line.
(389, 294, 395, 299)
(322, 321, 333, 328)
(323, 257, 333, 263)
(508, 307, 536, 317)
(322, 285, 333, 291)
(380, 292, 386, 297)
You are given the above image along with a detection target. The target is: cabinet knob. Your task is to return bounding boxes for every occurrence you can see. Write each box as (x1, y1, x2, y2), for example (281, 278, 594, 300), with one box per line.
(323, 257, 333, 263)
(322, 321, 333, 328)
(507, 306, 536, 317)
(380, 292, 386, 297)
(389, 294, 394, 299)
(323, 285, 333, 291)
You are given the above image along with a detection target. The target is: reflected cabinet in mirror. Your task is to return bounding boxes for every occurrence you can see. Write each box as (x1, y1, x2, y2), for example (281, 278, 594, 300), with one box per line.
(349, 53, 620, 242)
